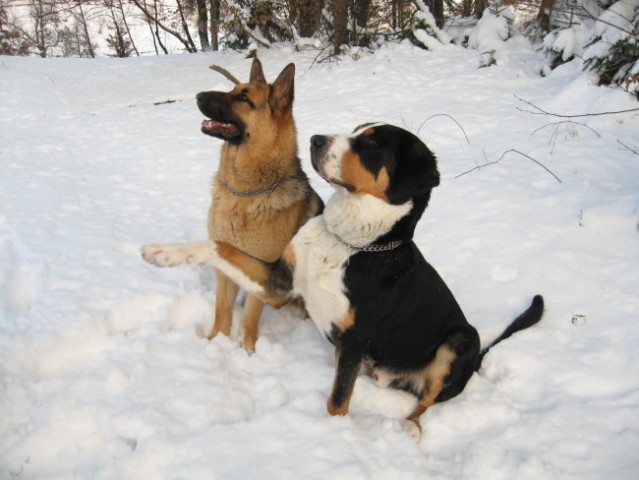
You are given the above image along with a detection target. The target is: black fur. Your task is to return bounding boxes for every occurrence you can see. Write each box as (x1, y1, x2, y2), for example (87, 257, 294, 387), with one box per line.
(314, 124, 544, 412)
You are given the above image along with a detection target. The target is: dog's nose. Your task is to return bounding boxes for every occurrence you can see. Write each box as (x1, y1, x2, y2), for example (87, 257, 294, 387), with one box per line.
(311, 135, 327, 150)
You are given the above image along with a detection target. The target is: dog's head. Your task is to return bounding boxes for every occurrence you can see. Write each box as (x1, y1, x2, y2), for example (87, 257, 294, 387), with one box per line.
(310, 124, 440, 207)
(196, 58, 295, 144)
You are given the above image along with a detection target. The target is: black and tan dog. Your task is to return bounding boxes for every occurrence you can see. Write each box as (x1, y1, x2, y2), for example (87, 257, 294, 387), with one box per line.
(142, 123, 543, 439)
(150, 58, 322, 351)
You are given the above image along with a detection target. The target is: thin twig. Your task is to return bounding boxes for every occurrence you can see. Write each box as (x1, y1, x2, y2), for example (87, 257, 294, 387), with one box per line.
(455, 149, 562, 183)
(308, 44, 333, 70)
(153, 99, 180, 106)
(532, 120, 602, 154)
(515, 95, 639, 118)
(531, 120, 601, 138)
(209, 64, 240, 85)
(417, 114, 470, 144)
(617, 139, 639, 155)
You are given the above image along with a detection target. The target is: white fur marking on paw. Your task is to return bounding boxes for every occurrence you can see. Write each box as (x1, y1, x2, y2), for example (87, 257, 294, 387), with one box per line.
(401, 419, 422, 442)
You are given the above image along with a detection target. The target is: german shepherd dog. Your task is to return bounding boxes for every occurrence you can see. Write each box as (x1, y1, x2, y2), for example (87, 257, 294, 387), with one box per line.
(150, 58, 323, 351)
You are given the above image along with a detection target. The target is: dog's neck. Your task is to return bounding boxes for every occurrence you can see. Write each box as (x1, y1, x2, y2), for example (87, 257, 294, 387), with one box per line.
(219, 139, 297, 191)
(323, 188, 413, 249)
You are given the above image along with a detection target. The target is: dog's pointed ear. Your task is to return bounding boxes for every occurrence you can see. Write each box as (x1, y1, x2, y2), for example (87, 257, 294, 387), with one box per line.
(249, 58, 267, 85)
(270, 63, 295, 115)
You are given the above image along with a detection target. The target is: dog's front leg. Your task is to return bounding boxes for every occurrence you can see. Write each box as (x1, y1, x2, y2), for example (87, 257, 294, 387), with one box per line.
(327, 329, 366, 416)
(141, 240, 293, 308)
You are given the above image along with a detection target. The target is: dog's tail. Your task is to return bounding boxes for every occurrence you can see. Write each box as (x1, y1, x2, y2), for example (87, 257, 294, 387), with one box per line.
(476, 295, 544, 370)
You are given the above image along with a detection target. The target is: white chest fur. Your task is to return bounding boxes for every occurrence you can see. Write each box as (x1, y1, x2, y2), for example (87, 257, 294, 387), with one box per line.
(291, 216, 353, 338)
(291, 191, 413, 338)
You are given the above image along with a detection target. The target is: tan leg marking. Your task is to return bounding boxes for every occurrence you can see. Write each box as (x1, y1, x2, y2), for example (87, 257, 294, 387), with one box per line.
(209, 270, 239, 340)
(405, 345, 457, 433)
(241, 294, 265, 352)
(327, 350, 350, 416)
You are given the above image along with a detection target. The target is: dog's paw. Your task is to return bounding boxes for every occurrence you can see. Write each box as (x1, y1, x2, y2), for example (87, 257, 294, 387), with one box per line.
(140, 244, 183, 268)
(326, 396, 349, 416)
(401, 419, 422, 442)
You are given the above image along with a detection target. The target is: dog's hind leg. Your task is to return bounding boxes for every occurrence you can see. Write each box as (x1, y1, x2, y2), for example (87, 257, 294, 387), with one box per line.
(402, 327, 480, 441)
(401, 344, 457, 441)
(241, 294, 265, 352)
(209, 270, 240, 340)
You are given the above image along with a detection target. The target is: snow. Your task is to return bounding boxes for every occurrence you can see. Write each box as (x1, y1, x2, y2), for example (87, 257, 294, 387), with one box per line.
(582, 0, 639, 88)
(543, 24, 590, 62)
(592, 0, 639, 41)
(1, 43, 639, 479)
(467, 9, 516, 53)
(411, 3, 452, 50)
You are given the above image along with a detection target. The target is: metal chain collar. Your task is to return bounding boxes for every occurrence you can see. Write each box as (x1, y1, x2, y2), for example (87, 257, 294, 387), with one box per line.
(221, 175, 299, 197)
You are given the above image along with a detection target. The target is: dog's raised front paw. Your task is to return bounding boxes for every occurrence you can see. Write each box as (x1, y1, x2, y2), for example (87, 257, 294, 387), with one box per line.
(140, 244, 180, 268)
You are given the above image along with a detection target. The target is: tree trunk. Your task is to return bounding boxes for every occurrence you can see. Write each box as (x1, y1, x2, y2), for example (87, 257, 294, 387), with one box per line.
(76, 2, 95, 58)
(474, 0, 487, 18)
(354, 0, 371, 28)
(210, 0, 220, 51)
(175, 0, 197, 52)
(117, 0, 139, 56)
(462, 0, 472, 17)
(151, 0, 167, 54)
(431, 0, 444, 28)
(334, 0, 348, 54)
(392, 0, 397, 29)
(293, 0, 323, 37)
(196, 0, 210, 50)
(536, 0, 555, 33)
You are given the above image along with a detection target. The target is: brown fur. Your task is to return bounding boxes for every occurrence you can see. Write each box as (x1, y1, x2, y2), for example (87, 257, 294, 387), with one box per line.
(339, 153, 390, 201)
(200, 59, 323, 350)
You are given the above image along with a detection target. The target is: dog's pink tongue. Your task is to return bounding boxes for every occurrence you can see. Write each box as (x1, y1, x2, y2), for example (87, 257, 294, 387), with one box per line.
(201, 119, 239, 137)
(202, 119, 220, 130)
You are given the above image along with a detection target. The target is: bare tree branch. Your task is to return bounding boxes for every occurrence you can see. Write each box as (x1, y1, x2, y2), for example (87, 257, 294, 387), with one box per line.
(515, 95, 639, 118)
(417, 113, 470, 145)
(129, 0, 196, 53)
(455, 148, 562, 183)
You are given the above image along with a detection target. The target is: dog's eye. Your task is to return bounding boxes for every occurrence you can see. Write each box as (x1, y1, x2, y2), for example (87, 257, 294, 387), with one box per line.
(233, 91, 254, 105)
(232, 91, 255, 109)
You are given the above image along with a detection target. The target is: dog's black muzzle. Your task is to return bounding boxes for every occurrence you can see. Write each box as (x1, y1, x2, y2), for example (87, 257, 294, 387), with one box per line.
(196, 91, 245, 142)
(310, 135, 330, 172)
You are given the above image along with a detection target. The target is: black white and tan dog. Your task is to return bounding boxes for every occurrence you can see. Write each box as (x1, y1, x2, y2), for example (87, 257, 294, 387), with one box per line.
(141, 123, 543, 439)
(148, 58, 323, 352)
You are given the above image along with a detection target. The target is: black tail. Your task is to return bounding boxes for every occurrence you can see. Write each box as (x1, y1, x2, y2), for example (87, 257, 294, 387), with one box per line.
(476, 295, 544, 369)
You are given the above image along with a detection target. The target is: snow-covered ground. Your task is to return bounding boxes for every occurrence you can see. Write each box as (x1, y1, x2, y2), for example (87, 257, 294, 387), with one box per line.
(1, 42, 638, 479)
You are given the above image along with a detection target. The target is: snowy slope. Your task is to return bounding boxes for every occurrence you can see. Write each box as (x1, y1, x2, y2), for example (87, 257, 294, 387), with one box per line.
(1, 43, 638, 479)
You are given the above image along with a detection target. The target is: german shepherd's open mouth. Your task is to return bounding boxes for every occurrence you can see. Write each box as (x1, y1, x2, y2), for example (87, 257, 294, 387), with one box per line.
(196, 91, 245, 142)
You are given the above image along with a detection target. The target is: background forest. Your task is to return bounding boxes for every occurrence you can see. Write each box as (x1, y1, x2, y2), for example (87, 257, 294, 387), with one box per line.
(1, 0, 638, 98)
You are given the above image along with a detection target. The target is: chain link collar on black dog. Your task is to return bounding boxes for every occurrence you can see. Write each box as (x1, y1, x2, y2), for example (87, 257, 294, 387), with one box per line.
(221, 175, 299, 197)
(331, 233, 404, 253)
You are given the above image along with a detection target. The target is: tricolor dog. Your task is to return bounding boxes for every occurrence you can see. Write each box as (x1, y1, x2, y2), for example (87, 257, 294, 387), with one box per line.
(142, 123, 544, 439)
